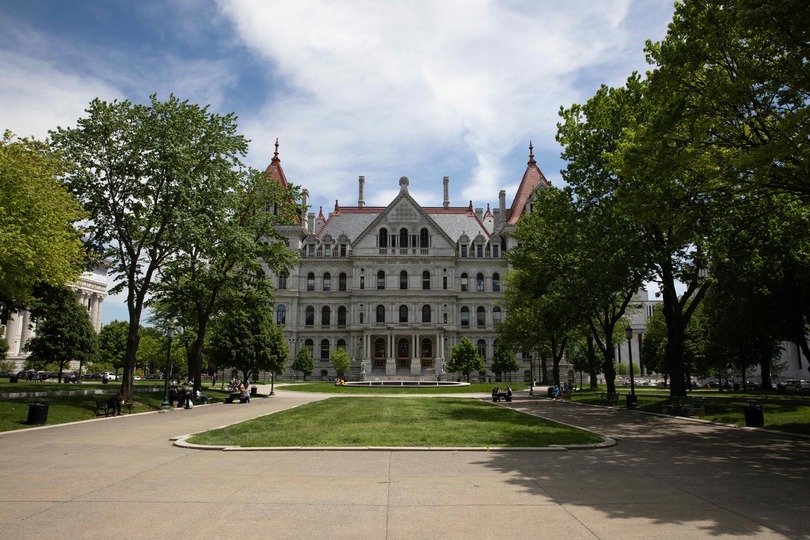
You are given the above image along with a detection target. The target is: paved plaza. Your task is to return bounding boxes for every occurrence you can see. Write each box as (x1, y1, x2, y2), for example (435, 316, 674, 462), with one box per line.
(0, 389, 808, 539)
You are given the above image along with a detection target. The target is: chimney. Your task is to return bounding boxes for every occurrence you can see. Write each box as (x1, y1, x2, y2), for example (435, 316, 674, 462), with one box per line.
(475, 207, 483, 220)
(358, 176, 365, 208)
(307, 212, 315, 232)
(498, 190, 506, 227)
(443, 176, 450, 208)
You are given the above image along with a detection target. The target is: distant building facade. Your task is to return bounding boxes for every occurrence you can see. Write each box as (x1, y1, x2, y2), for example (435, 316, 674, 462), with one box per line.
(264, 141, 555, 382)
(2, 265, 107, 370)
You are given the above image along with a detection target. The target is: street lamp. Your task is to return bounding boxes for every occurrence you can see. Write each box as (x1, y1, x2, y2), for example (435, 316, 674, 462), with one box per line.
(529, 353, 534, 396)
(270, 369, 275, 396)
(625, 326, 637, 409)
(161, 326, 175, 410)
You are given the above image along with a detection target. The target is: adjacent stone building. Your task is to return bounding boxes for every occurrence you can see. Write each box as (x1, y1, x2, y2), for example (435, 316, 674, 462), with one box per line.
(266, 141, 551, 381)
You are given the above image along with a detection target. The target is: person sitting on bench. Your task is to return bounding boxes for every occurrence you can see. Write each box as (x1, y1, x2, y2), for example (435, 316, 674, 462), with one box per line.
(107, 392, 123, 416)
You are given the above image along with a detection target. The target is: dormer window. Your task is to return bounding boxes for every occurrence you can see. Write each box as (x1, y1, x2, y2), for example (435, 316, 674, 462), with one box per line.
(461, 244, 468, 258)
(379, 228, 388, 248)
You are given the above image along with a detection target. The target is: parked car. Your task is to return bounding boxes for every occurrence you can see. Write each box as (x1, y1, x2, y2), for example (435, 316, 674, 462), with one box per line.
(704, 381, 720, 388)
(782, 379, 810, 391)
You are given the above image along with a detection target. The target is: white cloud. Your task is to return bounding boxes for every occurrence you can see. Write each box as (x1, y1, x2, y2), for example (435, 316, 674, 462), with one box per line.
(219, 0, 670, 209)
(0, 52, 119, 139)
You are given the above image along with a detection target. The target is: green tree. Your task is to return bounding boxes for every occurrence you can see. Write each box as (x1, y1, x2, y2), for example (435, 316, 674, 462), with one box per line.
(490, 345, 519, 382)
(97, 321, 129, 376)
(151, 167, 301, 391)
(208, 290, 287, 384)
(0, 132, 85, 315)
(641, 0, 810, 202)
(51, 95, 250, 401)
(447, 337, 485, 382)
(24, 285, 97, 382)
(292, 346, 314, 381)
(330, 348, 350, 379)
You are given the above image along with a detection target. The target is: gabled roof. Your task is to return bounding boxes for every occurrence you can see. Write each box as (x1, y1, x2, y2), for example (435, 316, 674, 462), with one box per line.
(507, 142, 550, 225)
(264, 138, 289, 188)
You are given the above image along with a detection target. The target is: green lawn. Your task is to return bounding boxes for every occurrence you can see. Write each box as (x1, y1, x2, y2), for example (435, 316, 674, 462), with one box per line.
(274, 381, 528, 394)
(186, 397, 603, 448)
(569, 387, 810, 436)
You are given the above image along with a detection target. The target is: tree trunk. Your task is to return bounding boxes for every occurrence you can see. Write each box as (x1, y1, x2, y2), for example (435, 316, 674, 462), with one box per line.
(586, 336, 599, 389)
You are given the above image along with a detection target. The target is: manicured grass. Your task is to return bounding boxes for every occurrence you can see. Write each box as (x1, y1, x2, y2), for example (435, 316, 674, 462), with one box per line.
(275, 381, 527, 394)
(569, 387, 810, 436)
(0, 389, 221, 432)
(186, 397, 603, 448)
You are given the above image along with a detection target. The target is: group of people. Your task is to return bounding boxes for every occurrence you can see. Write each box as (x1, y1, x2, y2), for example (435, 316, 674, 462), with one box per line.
(228, 378, 251, 402)
(491, 386, 513, 402)
(169, 381, 209, 408)
(548, 382, 574, 400)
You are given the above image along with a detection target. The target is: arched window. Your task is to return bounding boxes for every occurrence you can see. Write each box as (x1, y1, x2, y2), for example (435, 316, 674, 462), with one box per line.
(336, 339, 346, 350)
(339, 272, 347, 291)
(422, 304, 431, 323)
(374, 338, 386, 369)
(305, 339, 314, 356)
(399, 305, 408, 323)
(493, 306, 502, 326)
(492, 272, 501, 292)
(460, 306, 470, 327)
(476, 273, 485, 292)
(376, 305, 386, 323)
(337, 306, 347, 327)
(422, 270, 430, 290)
(305, 306, 315, 326)
(477, 306, 486, 327)
(420, 228, 429, 248)
(377, 270, 385, 289)
(477, 339, 486, 358)
(321, 306, 331, 327)
(307, 272, 315, 291)
(323, 272, 331, 291)
(461, 273, 469, 292)
(276, 304, 286, 325)
(400, 227, 409, 248)
(379, 228, 388, 248)
(278, 271, 287, 290)
(400, 270, 408, 290)
(320, 339, 330, 360)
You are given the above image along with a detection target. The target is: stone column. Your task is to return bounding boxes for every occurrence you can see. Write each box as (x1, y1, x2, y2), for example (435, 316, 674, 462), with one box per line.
(19, 310, 33, 352)
(410, 334, 421, 375)
(386, 334, 396, 375)
(5, 312, 21, 355)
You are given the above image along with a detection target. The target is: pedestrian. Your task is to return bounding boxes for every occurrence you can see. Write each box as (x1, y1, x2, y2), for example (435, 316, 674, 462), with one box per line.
(211, 372, 217, 388)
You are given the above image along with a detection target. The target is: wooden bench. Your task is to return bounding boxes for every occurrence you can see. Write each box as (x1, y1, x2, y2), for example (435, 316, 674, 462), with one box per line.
(224, 393, 249, 404)
(95, 399, 132, 417)
(665, 396, 705, 416)
(599, 392, 621, 406)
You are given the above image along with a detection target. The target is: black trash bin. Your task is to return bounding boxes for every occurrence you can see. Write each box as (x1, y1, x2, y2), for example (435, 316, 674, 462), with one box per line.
(27, 400, 49, 425)
(250, 386, 258, 396)
(9, 375, 18, 383)
(626, 394, 638, 409)
(744, 400, 764, 427)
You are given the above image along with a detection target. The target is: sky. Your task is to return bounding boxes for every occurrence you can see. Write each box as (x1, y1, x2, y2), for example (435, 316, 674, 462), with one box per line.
(1, 0, 676, 325)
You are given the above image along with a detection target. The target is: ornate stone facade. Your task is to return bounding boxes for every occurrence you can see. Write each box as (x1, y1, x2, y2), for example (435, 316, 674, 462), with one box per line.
(265, 142, 551, 381)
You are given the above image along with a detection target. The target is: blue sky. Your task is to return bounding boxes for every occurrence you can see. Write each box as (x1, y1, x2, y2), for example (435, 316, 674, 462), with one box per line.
(1, 0, 675, 325)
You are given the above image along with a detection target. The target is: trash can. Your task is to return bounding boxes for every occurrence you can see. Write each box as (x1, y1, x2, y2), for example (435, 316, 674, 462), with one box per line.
(27, 400, 49, 425)
(744, 400, 764, 427)
(9, 375, 18, 383)
(250, 386, 258, 396)
(626, 394, 638, 409)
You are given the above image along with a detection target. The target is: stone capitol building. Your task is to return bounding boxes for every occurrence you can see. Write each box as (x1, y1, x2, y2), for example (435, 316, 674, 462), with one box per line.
(265, 141, 551, 382)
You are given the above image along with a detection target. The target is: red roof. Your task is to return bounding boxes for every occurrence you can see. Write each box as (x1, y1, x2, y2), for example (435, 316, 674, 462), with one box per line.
(507, 142, 550, 225)
(264, 138, 289, 188)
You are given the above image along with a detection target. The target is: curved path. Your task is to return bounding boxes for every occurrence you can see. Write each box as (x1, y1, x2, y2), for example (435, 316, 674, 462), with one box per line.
(0, 389, 808, 539)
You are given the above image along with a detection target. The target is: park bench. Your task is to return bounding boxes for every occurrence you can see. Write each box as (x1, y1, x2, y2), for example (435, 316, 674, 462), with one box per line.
(95, 399, 132, 417)
(492, 391, 512, 402)
(224, 392, 250, 404)
(664, 396, 705, 417)
(599, 392, 621, 406)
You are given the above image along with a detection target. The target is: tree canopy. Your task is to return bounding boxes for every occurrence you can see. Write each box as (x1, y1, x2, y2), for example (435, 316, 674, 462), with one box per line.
(51, 95, 250, 400)
(0, 132, 85, 315)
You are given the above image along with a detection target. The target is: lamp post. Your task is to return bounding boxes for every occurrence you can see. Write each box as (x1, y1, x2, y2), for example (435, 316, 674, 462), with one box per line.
(270, 370, 275, 396)
(625, 326, 637, 409)
(529, 353, 534, 396)
(161, 327, 175, 410)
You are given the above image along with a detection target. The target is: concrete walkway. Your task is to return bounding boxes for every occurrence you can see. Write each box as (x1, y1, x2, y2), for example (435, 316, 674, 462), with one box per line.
(0, 389, 808, 539)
